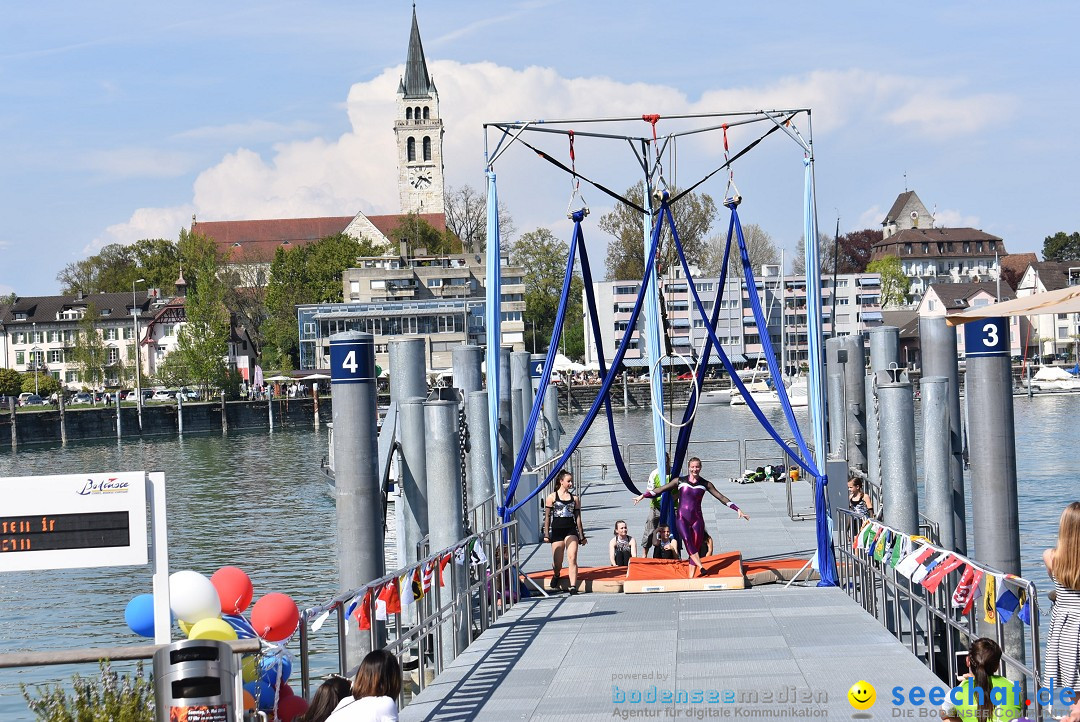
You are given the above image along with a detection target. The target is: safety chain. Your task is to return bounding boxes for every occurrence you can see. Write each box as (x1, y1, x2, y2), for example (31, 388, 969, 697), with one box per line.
(458, 404, 471, 534)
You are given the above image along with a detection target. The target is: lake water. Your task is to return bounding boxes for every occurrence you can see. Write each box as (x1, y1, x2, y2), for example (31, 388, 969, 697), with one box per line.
(0, 392, 1071, 718)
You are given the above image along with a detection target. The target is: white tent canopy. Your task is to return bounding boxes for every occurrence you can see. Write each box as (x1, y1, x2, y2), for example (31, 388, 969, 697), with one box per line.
(948, 285, 1080, 325)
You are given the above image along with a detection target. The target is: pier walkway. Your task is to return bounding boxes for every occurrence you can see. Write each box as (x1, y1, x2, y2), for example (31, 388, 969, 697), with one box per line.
(402, 474, 942, 720)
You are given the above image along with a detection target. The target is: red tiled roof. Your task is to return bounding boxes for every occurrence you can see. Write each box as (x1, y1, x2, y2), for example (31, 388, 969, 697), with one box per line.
(195, 212, 448, 263)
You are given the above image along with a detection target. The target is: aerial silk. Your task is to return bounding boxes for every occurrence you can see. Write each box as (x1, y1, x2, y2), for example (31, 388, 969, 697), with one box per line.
(485, 171, 502, 498)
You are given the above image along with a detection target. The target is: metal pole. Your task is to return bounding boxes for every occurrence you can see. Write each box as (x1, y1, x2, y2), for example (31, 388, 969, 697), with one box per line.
(424, 399, 469, 660)
(839, 335, 868, 472)
(543, 384, 562, 459)
(868, 326, 900, 373)
(220, 390, 228, 434)
(453, 344, 484, 503)
(964, 318, 1023, 667)
(498, 347, 513, 487)
(116, 387, 122, 440)
(398, 397, 428, 567)
(877, 369, 919, 535)
(389, 338, 427, 401)
(8, 397, 15, 451)
(622, 370, 629, 410)
(919, 316, 967, 554)
(330, 331, 383, 663)
(58, 392, 67, 446)
(177, 391, 184, 435)
(132, 279, 144, 433)
(467, 390, 495, 518)
(510, 351, 536, 469)
(267, 385, 274, 432)
(512, 388, 539, 544)
(865, 373, 880, 499)
(921, 376, 955, 550)
(825, 337, 844, 458)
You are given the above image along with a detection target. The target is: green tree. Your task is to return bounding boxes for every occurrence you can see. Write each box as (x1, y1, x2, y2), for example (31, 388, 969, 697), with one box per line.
(1042, 231, 1080, 262)
(0, 368, 22, 397)
(264, 232, 383, 366)
(601, 181, 718, 281)
(21, 372, 60, 397)
(220, 265, 269, 357)
(701, 222, 779, 277)
(510, 228, 585, 356)
(70, 304, 109, 387)
(172, 229, 230, 395)
(866, 255, 911, 308)
(0, 291, 16, 307)
(388, 212, 460, 255)
(56, 239, 180, 295)
(22, 660, 154, 722)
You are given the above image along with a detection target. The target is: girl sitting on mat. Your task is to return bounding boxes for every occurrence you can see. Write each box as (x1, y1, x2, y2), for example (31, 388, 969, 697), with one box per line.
(634, 457, 749, 578)
(543, 470, 587, 593)
(609, 520, 637, 566)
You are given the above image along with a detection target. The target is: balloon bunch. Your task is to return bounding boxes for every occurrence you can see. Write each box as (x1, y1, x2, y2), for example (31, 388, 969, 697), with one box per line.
(124, 566, 307, 722)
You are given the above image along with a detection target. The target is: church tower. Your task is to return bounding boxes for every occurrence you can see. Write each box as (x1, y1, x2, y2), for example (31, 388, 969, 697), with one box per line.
(396, 7, 445, 216)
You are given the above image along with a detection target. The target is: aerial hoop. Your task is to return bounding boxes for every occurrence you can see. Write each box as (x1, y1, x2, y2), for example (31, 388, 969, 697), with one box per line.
(649, 351, 702, 429)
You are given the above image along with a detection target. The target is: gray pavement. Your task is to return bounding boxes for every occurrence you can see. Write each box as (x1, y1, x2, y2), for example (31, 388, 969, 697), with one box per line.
(401, 474, 944, 720)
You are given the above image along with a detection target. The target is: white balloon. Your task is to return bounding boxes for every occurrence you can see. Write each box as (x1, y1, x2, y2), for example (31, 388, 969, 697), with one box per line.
(169, 570, 222, 624)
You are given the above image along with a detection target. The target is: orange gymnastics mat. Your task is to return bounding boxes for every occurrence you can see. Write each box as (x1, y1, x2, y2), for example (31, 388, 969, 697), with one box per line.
(622, 552, 745, 593)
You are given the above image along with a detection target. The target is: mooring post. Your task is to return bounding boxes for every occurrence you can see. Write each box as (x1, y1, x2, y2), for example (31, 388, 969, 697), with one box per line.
(877, 369, 919, 536)
(544, 384, 562, 460)
(453, 345, 484, 509)
(389, 338, 427, 401)
(177, 392, 184, 435)
(424, 399, 469, 661)
(867, 327, 900, 505)
(622, 370, 629, 410)
(920, 316, 967, 554)
(59, 392, 67, 446)
(825, 336, 845, 459)
(964, 317, 1023, 667)
(221, 391, 228, 434)
(467, 390, 495, 530)
(398, 397, 428, 566)
(8, 397, 15, 451)
(116, 393, 122, 440)
(498, 347, 513, 489)
(330, 331, 383, 662)
(512, 387, 539, 543)
(839, 335, 868, 472)
(267, 385, 274, 432)
(510, 351, 536, 470)
(921, 376, 954, 549)
(313, 386, 320, 429)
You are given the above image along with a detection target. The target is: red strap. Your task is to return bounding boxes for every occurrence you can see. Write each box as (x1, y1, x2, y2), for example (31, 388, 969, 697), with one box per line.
(722, 124, 729, 152)
(568, 130, 575, 163)
(641, 114, 660, 143)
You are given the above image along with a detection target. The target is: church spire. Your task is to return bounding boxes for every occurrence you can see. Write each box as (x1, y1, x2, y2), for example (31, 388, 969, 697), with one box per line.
(401, 5, 435, 99)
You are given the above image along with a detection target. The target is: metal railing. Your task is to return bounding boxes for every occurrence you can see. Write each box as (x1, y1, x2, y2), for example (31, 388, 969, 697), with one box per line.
(297, 520, 521, 709)
(835, 509, 1043, 718)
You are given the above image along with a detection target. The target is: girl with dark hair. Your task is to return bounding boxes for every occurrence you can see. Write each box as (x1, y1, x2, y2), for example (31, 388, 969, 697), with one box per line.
(543, 470, 586, 592)
(327, 649, 402, 721)
(1044, 501, 1080, 692)
(300, 676, 351, 722)
(609, 520, 636, 566)
(941, 638, 1021, 721)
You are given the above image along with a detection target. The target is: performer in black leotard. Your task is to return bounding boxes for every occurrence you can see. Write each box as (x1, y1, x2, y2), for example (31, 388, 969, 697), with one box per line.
(544, 470, 587, 592)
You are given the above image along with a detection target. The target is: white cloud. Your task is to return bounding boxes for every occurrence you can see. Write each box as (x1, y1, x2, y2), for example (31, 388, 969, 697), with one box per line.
(0, 283, 14, 296)
(93, 61, 1013, 254)
(172, 119, 320, 143)
(857, 205, 883, 229)
(932, 208, 980, 228)
(80, 148, 197, 180)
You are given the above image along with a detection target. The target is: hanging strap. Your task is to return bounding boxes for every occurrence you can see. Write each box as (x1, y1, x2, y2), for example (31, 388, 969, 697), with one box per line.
(514, 135, 648, 215)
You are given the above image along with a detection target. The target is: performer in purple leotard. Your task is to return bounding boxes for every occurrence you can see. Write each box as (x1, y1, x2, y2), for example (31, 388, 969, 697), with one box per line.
(634, 457, 749, 577)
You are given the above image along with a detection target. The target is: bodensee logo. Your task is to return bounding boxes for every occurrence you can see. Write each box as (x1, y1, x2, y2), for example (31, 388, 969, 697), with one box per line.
(77, 477, 129, 495)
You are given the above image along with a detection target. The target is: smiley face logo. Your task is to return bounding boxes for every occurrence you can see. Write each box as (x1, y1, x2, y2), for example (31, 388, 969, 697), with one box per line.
(847, 680, 876, 711)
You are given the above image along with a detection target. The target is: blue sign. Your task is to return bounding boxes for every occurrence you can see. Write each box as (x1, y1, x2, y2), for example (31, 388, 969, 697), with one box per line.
(963, 317, 1009, 358)
(329, 335, 375, 384)
(530, 359, 544, 378)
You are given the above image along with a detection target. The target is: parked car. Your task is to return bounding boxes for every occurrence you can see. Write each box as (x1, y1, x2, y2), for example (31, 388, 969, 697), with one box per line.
(71, 392, 93, 404)
(21, 394, 47, 406)
(150, 390, 174, 402)
(178, 388, 200, 400)
(17, 392, 34, 406)
(676, 372, 694, 381)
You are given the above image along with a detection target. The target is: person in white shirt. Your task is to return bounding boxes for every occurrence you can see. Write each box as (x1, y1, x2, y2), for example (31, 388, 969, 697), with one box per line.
(327, 649, 401, 722)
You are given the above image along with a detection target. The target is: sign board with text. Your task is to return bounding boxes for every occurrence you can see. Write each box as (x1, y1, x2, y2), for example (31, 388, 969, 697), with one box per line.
(0, 472, 149, 572)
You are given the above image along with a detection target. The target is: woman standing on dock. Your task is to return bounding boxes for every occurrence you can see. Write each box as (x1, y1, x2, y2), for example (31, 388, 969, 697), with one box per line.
(1043, 502, 1080, 692)
(544, 470, 587, 592)
(633, 457, 749, 578)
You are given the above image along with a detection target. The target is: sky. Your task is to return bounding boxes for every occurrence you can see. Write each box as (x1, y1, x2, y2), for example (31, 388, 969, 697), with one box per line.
(2, 1, 1078, 296)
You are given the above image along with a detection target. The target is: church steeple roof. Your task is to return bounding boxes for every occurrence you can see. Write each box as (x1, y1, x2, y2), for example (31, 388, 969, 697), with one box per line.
(401, 6, 435, 99)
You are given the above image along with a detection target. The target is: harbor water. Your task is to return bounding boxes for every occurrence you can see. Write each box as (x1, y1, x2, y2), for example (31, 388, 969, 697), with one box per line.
(0, 393, 1072, 718)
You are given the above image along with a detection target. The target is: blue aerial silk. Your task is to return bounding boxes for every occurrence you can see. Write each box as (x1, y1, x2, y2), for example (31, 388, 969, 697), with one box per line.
(485, 171, 502, 498)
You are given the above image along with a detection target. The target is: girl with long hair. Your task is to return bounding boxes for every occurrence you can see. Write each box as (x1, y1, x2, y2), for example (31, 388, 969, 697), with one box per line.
(941, 638, 1021, 721)
(1044, 501, 1080, 692)
(543, 470, 587, 592)
(327, 649, 402, 721)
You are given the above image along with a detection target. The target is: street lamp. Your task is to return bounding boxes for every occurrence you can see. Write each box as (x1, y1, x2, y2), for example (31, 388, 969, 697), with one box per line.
(132, 278, 145, 430)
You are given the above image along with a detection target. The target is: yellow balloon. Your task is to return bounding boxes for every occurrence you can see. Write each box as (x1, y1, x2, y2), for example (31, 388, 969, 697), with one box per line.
(178, 620, 192, 636)
(188, 617, 238, 641)
(241, 655, 258, 683)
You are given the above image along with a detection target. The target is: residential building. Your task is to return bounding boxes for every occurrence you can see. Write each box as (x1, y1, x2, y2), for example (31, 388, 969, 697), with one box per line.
(297, 247, 525, 372)
(582, 269, 883, 373)
(917, 281, 1025, 356)
(1015, 261, 1080, 359)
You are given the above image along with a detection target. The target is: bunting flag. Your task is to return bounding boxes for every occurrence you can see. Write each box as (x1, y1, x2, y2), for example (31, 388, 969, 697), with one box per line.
(951, 566, 984, 615)
(895, 544, 933, 579)
(962, 569, 984, 616)
(889, 534, 906, 568)
(375, 579, 401, 620)
(423, 560, 435, 592)
(471, 542, 488, 566)
(311, 609, 331, 632)
(454, 545, 467, 565)
(983, 575, 998, 624)
(912, 550, 948, 584)
(1017, 590, 1032, 625)
(412, 567, 426, 601)
(437, 554, 453, 586)
(995, 586, 1021, 624)
(873, 530, 890, 563)
(400, 572, 415, 608)
(854, 521, 872, 551)
(921, 554, 965, 593)
(356, 589, 373, 631)
(867, 526, 884, 557)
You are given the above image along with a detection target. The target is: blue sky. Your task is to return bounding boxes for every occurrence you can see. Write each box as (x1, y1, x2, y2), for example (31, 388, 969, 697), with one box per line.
(2, 1, 1077, 296)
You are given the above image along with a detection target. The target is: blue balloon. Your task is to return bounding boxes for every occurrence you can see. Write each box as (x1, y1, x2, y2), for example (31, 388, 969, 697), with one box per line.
(125, 594, 156, 638)
(243, 681, 277, 710)
(258, 653, 292, 685)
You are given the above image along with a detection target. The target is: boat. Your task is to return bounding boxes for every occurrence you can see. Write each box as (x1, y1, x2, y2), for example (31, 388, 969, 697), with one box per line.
(1026, 365, 1080, 391)
(700, 388, 731, 405)
(731, 376, 809, 407)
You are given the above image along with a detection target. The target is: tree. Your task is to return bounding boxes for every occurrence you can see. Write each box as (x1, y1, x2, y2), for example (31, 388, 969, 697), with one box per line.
(56, 239, 180, 295)
(444, 183, 515, 255)
(866, 255, 911, 309)
(1042, 232, 1080, 262)
(22, 372, 60, 398)
(0, 292, 16, 307)
(70, 303, 109, 388)
(171, 229, 230, 395)
(509, 228, 584, 356)
(388, 212, 460, 255)
(264, 232, 383, 367)
(601, 181, 718, 281)
(220, 265, 269, 358)
(834, 228, 882, 274)
(792, 232, 837, 275)
(701, 223, 779, 277)
(0, 368, 22, 397)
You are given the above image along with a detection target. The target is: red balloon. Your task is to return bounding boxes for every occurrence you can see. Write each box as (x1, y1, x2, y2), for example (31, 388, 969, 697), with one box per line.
(277, 694, 308, 722)
(211, 566, 254, 615)
(277, 682, 294, 699)
(250, 593, 299, 642)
